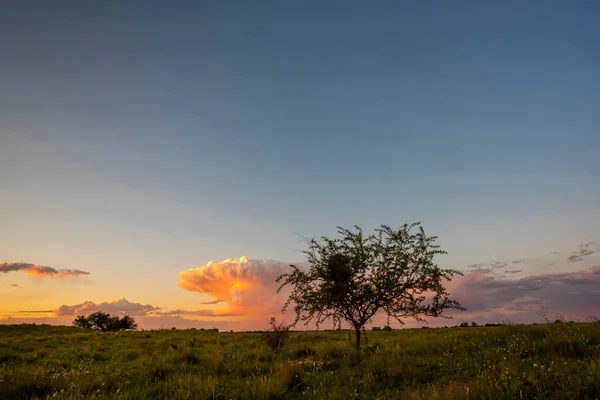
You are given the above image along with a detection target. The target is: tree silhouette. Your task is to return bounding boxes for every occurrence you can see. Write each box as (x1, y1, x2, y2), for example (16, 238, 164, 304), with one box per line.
(277, 223, 465, 350)
(73, 312, 137, 331)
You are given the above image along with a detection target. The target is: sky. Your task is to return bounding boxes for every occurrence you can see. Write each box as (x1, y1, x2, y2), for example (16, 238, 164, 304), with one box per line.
(1, 1, 599, 330)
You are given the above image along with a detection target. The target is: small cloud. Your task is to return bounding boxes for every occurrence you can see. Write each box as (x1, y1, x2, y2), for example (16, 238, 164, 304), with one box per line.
(512, 260, 523, 264)
(491, 262, 507, 269)
(568, 255, 584, 263)
(9, 284, 19, 287)
(200, 299, 224, 305)
(155, 309, 243, 317)
(15, 310, 54, 314)
(464, 263, 486, 269)
(0, 262, 90, 278)
(505, 270, 522, 274)
(568, 241, 598, 263)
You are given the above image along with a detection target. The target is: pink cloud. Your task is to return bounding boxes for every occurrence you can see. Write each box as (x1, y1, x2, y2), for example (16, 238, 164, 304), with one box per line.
(54, 298, 159, 317)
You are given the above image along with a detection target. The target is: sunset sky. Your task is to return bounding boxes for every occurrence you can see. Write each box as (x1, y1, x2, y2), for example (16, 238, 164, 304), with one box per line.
(1, 1, 599, 330)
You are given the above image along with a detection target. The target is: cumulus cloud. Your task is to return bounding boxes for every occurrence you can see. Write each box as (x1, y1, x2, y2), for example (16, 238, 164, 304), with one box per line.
(54, 298, 159, 317)
(568, 241, 598, 263)
(0, 262, 90, 278)
(177, 256, 294, 318)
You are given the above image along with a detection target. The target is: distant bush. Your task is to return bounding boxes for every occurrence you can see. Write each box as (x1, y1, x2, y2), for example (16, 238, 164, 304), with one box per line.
(459, 322, 469, 328)
(471, 321, 478, 327)
(382, 325, 393, 332)
(73, 312, 137, 331)
(371, 326, 381, 331)
(264, 318, 289, 352)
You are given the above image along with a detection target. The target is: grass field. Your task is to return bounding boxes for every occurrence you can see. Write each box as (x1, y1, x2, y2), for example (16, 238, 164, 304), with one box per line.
(1, 322, 599, 399)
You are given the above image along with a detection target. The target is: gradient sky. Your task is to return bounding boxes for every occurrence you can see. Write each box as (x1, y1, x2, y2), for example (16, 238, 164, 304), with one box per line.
(1, 1, 599, 329)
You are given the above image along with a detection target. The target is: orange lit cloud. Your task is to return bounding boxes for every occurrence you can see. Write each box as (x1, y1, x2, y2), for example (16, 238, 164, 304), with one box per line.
(177, 256, 293, 318)
(0, 262, 90, 278)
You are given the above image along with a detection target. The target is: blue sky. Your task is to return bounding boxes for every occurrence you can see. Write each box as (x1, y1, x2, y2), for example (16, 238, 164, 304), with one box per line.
(1, 1, 599, 321)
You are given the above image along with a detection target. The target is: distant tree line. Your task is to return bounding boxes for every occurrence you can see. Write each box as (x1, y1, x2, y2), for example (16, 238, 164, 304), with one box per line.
(73, 312, 137, 331)
(371, 325, 393, 331)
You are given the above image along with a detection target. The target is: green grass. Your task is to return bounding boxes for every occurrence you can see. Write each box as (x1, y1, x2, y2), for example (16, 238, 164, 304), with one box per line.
(1, 322, 600, 399)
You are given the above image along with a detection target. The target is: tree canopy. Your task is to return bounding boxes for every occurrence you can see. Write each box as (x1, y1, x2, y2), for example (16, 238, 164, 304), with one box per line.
(277, 223, 465, 349)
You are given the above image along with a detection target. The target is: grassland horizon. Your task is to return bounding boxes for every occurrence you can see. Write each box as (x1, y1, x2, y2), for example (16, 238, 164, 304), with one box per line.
(2, 320, 599, 399)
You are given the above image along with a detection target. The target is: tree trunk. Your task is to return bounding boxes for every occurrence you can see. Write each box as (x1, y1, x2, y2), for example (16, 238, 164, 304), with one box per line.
(354, 327, 361, 351)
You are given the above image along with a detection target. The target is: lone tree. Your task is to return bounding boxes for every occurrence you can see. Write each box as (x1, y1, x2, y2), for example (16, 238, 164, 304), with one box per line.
(277, 223, 465, 350)
(73, 312, 138, 331)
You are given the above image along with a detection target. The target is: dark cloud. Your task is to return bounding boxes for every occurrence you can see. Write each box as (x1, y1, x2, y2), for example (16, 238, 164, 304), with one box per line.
(491, 261, 507, 269)
(447, 265, 600, 319)
(505, 270, 522, 274)
(54, 298, 159, 316)
(568, 242, 598, 263)
(9, 284, 19, 287)
(0, 262, 90, 278)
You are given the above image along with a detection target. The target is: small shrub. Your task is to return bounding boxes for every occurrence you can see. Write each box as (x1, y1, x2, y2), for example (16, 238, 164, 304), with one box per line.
(382, 325, 393, 331)
(264, 318, 289, 352)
